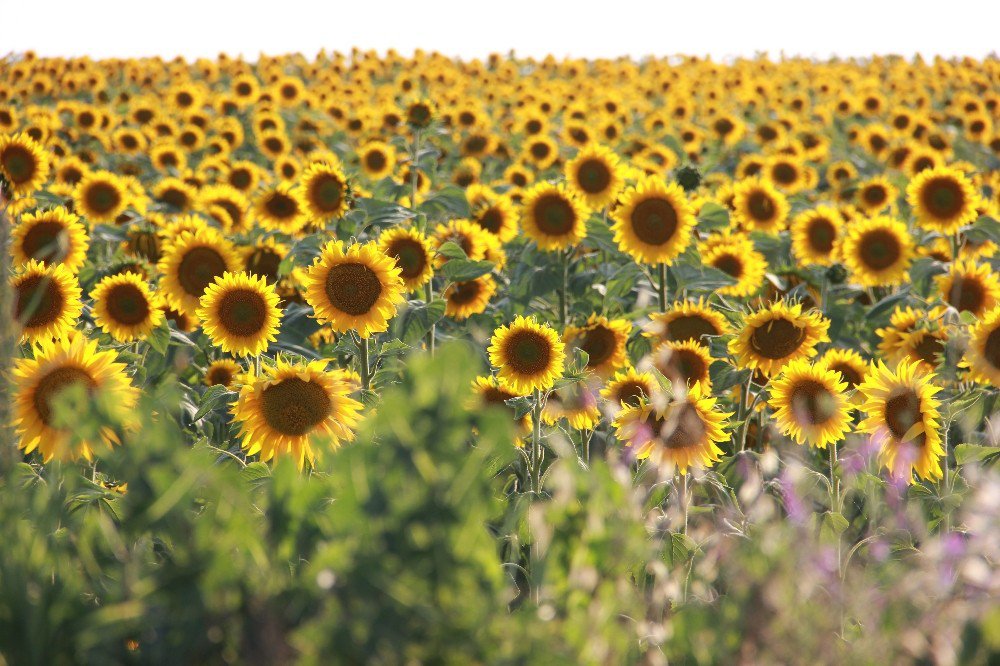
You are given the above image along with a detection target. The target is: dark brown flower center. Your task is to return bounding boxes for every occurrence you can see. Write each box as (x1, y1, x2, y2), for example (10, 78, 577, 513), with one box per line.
(265, 192, 299, 220)
(386, 238, 427, 279)
(712, 253, 743, 278)
(830, 362, 862, 389)
(22, 221, 70, 263)
(533, 194, 575, 236)
(807, 217, 836, 253)
(1, 144, 36, 183)
(657, 402, 707, 450)
(308, 173, 344, 214)
(946, 275, 986, 314)
(324, 262, 382, 315)
(260, 377, 332, 436)
(576, 158, 612, 194)
(85, 181, 122, 214)
(106, 282, 150, 326)
(178, 246, 228, 298)
(15, 274, 64, 328)
(217, 288, 268, 336)
(790, 378, 837, 425)
(660, 347, 708, 387)
(503, 330, 552, 375)
(983, 327, 1000, 370)
(884, 389, 924, 444)
(665, 314, 718, 343)
(33, 366, 97, 426)
(206, 365, 235, 387)
(246, 248, 282, 284)
(476, 206, 504, 234)
(750, 317, 807, 360)
(448, 280, 483, 305)
(364, 150, 387, 173)
(578, 325, 617, 368)
(859, 229, 902, 270)
(772, 162, 797, 185)
(615, 380, 648, 407)
(747, 190, 776, 221)
(631, 197, 678, 245)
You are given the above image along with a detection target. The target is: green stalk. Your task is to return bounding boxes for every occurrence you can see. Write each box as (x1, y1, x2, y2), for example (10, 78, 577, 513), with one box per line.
(360, 336, 371, 391)
(657, 263, 667, 312)
(531, 389, 543, 494)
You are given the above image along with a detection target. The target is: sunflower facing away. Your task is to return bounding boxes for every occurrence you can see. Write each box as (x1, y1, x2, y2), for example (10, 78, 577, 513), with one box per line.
(564, 143, 625, 210)
(12, 332, 138, 462)
(378, 226, 435, 291)
(768, 359, 852, 449)
(489, 316, 566, 394)
(962, 306, 1000, 386)
(841, 215, 914, 287)
(12, 206, 90, 273)
(520, 182, 588, 251)
(907, 165, 979, 234)
(11, 259, 83, 343)
(158, 227, 241, 315)
(197, 272, 282, 356)
(232, 359, 363, 469)
(730, 300, 831, 377)
(613, 382, 731, 475)
(857, 359, 944, 483)
(303, 240, 405, 338)
(563, 314, 631, 376)
(0, 132, 50, 196)
(611, 177, 696, 265)
(91, 272, 164, 342)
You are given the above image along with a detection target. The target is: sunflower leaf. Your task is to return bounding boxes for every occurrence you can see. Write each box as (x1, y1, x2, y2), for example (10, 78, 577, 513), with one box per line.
(436, 241, 468, 261)
(193, 385, 233, 422)
(397, 298, 446, 344)
(440, 259, 494, 282)
(697, 202, 730, 231)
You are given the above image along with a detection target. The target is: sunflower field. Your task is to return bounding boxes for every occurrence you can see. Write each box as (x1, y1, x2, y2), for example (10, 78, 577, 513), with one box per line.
(0, 50, 999, 664)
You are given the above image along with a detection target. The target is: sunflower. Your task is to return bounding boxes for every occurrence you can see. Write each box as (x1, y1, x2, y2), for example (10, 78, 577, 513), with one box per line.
(74, 170, 130, 223)
(731, 177, 790, 234)
(522, 135, 559, 169)
(444, 274, 496, 320)
(197, 272, 282, 356)
(963, 306, 1000, 386)
(432, 218, 489, 264)
(520, 182, 588, 251)
(699, 233, 768, 297)
(488, 316, 566, 394)
(303, 240, 405, 338)
(253, 182, 309, 234)
(612, 382, 731, 475)
(240, 237, 289, 285)
(729, 300, 830, 377)
(563, 314, 631, 376)
(11, 260, 82, 343)
(358, 140, 395, 180)
(768, 359, 852, 448)
(816, 347, 868, 395)
(600, 367, 656, 410)
(564, 143, 624, 210)
(857, 359, 944, 483)
(299, 161, 350, 222)
(205, 358, 244, 388)
(646, 298, 730, 346)
(405, 98, 436, 129)
(0, 132, 50, 196)
(897, 326, 948, 374)
(855, 176, 897, 214)
(232, 359, 363, 469)
(12, 332, 137, 462)
(91, 272, 163, 342)
(469, 189, 519, 242)
(157, 227, 241, 315)
(611, 177, 696, 265)
(790, 205, 843, 266)
(152, 177, 197, 212)
(12, 206, 89, 273)
(936, 259, 1000, 318)
(841, 215, 913, 287)
(471, 375, 532, 446)
(875, 306, 925, 362)
(653, 339, 713, 390)
(541, 381, 601, 430)
(377, 226, 434, 291)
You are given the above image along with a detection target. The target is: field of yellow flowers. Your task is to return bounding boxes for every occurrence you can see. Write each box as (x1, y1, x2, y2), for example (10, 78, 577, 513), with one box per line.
(0, 50, 998, 663)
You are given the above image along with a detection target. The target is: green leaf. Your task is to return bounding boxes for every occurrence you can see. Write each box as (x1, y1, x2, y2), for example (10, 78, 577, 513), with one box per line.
(193, 384, 233, 422)
(146, 320, 171, 356)
(396, 299, 446, 344)
(954, 443, 1000, 466)
(436, 241, 468, 261)
(440, 259, 494, 282)
(697, 202, 730, 231)
(866, 288, 910, 323)
(820, 511, 849, 542)
(241, 462, 271, 483)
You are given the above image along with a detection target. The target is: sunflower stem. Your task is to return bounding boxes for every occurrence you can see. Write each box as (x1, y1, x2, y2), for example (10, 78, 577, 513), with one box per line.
(942, 424, 951, 533)
(360, 336, 371, 391)
(424, 281, 435, 356)
(657, 263, 668, 313)
(679, 472, 689, 536)
(0, 196, 16, 471)
(558, 249, 569, 327)
(531, 389, 543, 494)
(410, 130, 421, 212)
(737, 374, 753, 452)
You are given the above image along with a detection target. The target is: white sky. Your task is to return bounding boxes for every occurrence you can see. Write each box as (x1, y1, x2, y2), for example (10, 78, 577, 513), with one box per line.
(3, 0, 999, 62)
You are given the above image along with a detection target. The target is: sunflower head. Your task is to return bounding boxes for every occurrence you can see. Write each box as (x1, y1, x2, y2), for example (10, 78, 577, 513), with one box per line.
(299, 161, 350, 222)
(253, 182, 309, 234)
(542, 381, 601, 430)
(157, 227, 241, 315)
(12, 206, 90, 273)
(0, 132, 50, 197)
(699, 233, 768, 298)
(205, 358, 244, 388)
(303, 240, 405, 338)
(600, 367, 656, 411)
(74, 170, 130, 223)
(565, 143, 624, 210)
(653, 339, 713, 391)
(91, 272, 164, 343)
(12, 332, 138, 462)
(857, 359, 944, 483)
(963, 306, 1000, 386)
(520, 182, 588, 252)
(378, 226, 434, 291)
(841, 215, 913, 287)
(729, 300, 831, 377)
(611, 177, 696, 265)
(444, 275, 496, 320)
(11, 259, 82, 343)
(732, 177, 790, 234)
(646, 298, 730, 347)
(197, 272, 283, 356)
(471, 375, 532, 446)
(936, 259, 1000, 318)
(563, 314, 631, 376)
(790, 205, 843, 267)
(232, 359, 363, 469)
(488, 316, 566, 395)
(768, 359, 852, 448)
